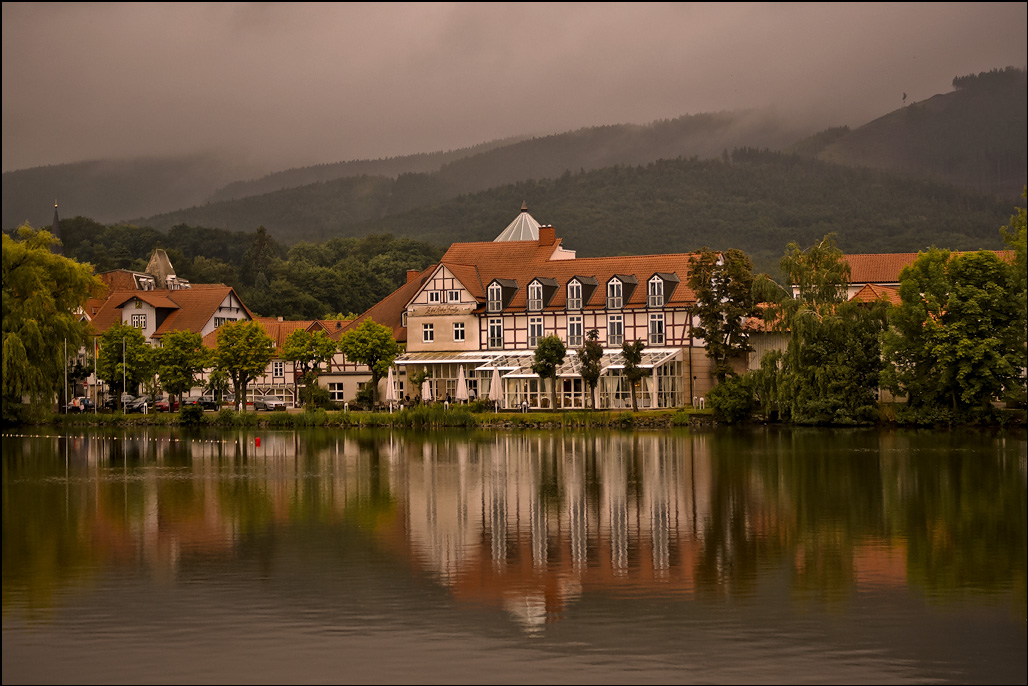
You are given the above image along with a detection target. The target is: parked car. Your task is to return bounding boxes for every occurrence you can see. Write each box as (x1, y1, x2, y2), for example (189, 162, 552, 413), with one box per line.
(254, 397, 287, 411)
(124, 396, 149, 413)
(155, 397, 180, 412)
(199, 395, 220, 410)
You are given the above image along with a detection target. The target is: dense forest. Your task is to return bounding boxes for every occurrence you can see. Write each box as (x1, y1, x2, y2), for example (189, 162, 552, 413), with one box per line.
(246, 149, 1019, 277)
(56, 218, 443, 320)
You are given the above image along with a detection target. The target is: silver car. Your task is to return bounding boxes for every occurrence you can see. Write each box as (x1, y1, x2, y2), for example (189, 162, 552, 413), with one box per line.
(254, 397, 287, 411)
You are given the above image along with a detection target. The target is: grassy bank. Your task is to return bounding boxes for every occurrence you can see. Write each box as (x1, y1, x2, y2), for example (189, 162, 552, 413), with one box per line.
(46, 406, 711, 430)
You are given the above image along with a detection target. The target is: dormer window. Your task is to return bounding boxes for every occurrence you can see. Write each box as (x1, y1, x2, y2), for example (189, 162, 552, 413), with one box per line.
(528, 282, 544, 311)
(488, 283, 503, 312)
(607, 279, 623, 309)
(567, 281, 582, 310)
(648, 276, 664, 308)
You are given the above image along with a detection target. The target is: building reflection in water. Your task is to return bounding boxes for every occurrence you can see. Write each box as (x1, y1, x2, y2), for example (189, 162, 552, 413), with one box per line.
(12, 428, 1023, 634)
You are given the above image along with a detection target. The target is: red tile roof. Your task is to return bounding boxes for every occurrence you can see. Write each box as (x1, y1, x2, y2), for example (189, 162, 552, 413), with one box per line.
(440, 237, 700, 311)
(850, 283, 901, 305)
(845, 250, 1015, 285)
(88, 284, 251, 339)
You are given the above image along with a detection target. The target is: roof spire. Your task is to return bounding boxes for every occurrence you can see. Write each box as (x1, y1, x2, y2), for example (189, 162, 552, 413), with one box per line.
(51, 200, 63, 255)
(495, 204, 540, 242)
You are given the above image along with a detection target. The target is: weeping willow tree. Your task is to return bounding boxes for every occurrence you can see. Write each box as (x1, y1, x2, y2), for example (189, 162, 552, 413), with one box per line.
(761, 234, 888, 425)
(3, 225, 104, 420)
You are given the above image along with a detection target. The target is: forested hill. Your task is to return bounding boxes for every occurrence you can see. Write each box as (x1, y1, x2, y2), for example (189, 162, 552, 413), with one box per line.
(796, 67, 1027, 199)
(1, 154, 261, 232)
(207, 135, 529, 203)
(343, 150, 1020, 277)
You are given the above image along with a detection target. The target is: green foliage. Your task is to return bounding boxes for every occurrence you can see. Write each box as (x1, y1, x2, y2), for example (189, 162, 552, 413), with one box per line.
(281, 328, 337, 409)
(707, 374, 757, 424)
(883, 247, 1022, 414)
(531, 335, 567, 410)
(95, 322, 153, 406)
(178, 404, 206, 425)
(213, 320, 275, 411)
(338, 319, 400, 405)
(620, 339, 647, 412)
(576, 329, 604, 409)
(765, 235, 888, 425)
(154, 330, 208, 403)
(688, 247, 761, 382)
(2, 226, 103, 416)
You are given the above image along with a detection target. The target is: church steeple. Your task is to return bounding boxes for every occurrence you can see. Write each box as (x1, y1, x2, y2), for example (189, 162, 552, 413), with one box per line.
(51, 200, 64, 255)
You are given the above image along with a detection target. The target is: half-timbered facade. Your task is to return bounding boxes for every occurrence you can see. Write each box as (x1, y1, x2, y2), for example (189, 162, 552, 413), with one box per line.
(393, 207, 715, 409)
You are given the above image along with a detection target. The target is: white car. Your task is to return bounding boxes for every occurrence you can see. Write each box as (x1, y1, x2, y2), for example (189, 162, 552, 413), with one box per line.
(254, 398, 287, 411)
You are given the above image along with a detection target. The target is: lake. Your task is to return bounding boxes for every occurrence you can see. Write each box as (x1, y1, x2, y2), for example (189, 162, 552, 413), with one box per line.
(2, 426, 1025, 684)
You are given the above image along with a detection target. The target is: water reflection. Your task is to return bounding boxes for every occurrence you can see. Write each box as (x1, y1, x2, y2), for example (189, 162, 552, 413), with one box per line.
(4, 427, 1025, 631)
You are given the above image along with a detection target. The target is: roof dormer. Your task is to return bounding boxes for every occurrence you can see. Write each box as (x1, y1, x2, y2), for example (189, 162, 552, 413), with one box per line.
(647, 272, 680, 308)
(487, 279, 519, 313)
(527, 277, 559, 311)
(566, 276, 598, 310)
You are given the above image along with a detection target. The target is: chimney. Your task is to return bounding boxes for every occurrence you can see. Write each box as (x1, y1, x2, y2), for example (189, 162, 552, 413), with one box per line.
(407, 269, 420, 283)
(278, 316, 283, 322)
(538, 225, 556, 246)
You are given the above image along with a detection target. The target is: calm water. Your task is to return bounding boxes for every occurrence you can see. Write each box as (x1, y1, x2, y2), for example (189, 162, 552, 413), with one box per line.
(2, 426, 1026, 684)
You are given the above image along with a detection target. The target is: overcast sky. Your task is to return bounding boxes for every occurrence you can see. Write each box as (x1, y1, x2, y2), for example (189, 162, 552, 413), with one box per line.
(3, 2, 1025, 173)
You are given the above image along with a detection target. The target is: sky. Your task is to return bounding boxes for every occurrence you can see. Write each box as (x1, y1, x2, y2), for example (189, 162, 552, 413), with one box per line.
(3, 2, 1026, 174)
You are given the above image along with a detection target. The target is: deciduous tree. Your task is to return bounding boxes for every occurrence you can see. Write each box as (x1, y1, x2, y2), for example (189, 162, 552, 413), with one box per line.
(154, 330, 209, 408)
(213, 320, 275, 411)
(768, 234, 887, 424)
(338, 319, 400, 405)
(95, 323, 153, 409)
(282, 328, 338, 409)
(3, 226, 104, 418)
(883, 248, 1021, 415)
(621, 339, 647, 412)
(576, 329, 604, 409)
(688, 247, 761, 382)
(531, 335, 567, 410)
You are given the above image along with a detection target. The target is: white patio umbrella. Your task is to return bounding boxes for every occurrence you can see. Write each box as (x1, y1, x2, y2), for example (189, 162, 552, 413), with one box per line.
(385, 366, 397, 411)
(455, 366, 469, 403)
(488, 366, 502, 411)
(422, 377, 433, 402)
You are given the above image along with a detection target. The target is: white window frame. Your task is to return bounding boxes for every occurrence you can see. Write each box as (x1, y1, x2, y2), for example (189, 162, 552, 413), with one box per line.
(131, 313, 146, 329)
(567, 281, 582, 310)
(608, 315, 624, 346)
(273, 361, 284, 378)
(447, 290, 461, 303)
(488, 318, 503, 349)
(648, 276, 664, 308)
(487, 283, 503, 312)
(401, 311, 408, 327)
(529, 317, 544, 347)
(423, 323, 434, 343)
(649, 312, 665, 345)
(528, 282, 544, 311)
(428, 290, 441, 304)
(453, 322, 465, 342)
(328, 383, 346, 401)
(607, 279, 623, 309)
(567, 315, 583, 347)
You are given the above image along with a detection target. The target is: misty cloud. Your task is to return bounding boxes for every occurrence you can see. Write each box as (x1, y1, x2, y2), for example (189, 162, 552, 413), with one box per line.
(3, 2, 1025, 173)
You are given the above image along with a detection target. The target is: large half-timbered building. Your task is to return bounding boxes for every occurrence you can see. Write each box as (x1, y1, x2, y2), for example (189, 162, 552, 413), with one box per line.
(391, 206, 716, 409)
